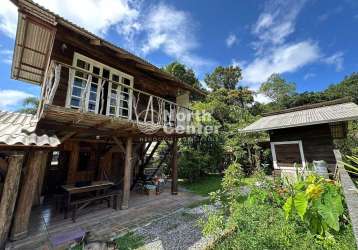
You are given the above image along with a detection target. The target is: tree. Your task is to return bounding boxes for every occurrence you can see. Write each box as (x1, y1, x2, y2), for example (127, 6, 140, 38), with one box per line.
(324, 72, 358, 103)
(259, 74, 296, 105)
(162, 61, 201, 88)
(18, 97, 39, 115)
(204, 66, 242, 90)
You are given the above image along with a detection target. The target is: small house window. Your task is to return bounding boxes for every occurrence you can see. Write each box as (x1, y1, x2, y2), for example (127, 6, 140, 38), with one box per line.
(330, 122, 347, 139)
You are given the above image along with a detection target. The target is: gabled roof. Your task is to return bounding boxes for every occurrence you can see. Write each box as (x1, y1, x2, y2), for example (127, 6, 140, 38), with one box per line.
(241, 100, 358, 133)
(10, 0, 206, 96)
(0, 111, 60, 147)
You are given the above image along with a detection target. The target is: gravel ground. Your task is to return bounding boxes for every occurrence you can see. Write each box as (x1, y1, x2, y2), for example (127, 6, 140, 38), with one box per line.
(134, 206, 212, 250)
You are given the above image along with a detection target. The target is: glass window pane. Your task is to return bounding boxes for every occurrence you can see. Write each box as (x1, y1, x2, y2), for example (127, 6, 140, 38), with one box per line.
(89, 92, 97, 101)
(93, 66, 100, 75)
(71, 97, 80, 107)
(112, 74, 119, 82)
(122, 78, 130, 86)
(92, 77, 99, 84)
(112, 83, 118, 90)
(72, 87, 82, 97)
(110, 106, 116, 114)
(75, 71, 88, 79)
(77, 59, 90, 70)
(121, 109, 128, 117)
(88, 102, 96, 111)
(111, 92, 117, 99)
(74, 78, 85, 87)
(90, 84, 97, 92)
(110, 98, 116, 106)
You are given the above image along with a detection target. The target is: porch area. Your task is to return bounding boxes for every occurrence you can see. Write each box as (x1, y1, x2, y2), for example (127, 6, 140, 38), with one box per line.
(5, 185, 203, 249)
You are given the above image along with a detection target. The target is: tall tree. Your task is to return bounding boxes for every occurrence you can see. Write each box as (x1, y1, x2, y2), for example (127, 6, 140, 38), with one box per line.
(204, 66, 242, 90)
(324, 72, 358, 103)
(259, 73, 296, 105)
(162, 61, 201, 88)
(18, 97, 39, 115)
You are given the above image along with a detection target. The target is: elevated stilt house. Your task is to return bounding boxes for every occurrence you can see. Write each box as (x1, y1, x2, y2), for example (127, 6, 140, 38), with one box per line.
(0, 0, 205, 247)
(242, 99, 358, 175)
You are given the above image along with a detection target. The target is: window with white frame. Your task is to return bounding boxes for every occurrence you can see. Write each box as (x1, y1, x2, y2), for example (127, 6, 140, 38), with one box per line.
(270, 141, 306, 169)
(66, 53, 133, 117)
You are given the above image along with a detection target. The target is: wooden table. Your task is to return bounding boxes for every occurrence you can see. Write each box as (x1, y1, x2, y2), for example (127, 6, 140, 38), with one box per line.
(62, 181, 114, 219)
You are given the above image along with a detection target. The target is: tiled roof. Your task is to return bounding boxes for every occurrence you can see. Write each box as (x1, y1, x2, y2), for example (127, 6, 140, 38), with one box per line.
(241, 102, 358, 133)
(0, 111, 60, 147)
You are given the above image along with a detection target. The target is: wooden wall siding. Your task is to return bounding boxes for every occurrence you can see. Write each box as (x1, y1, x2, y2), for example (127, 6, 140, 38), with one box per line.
(270, 124, 336, 164)
(51, 25, 181, 107)
(275, 144, 302, 164)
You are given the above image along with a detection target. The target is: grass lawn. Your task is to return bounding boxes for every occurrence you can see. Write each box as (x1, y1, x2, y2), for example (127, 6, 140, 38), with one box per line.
(114, 232, 145, 250)
(180, 174, 222, 196)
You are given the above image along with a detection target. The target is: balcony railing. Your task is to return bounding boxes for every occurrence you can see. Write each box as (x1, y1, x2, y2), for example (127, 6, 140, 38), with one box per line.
(40, 60, 193, 131)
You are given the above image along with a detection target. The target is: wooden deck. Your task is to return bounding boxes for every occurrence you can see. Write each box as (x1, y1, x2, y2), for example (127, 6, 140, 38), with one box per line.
(5, 187, 203, 250)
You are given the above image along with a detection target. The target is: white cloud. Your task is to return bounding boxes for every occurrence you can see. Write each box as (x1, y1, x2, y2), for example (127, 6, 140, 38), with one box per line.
(226, 34, 237, 47)
(252, 0, 307, 51)
(0, 49, 13, 64)
(140, 3, 212, 70)
(242, 41, 320, 85)
(0, 0, 140, 38)
(254, 93, 272, 104)
(36, 0, 140, 36)
(322, 51, 344, 72)
(0, 90, 34, 110)
(0, 0, 18, 38)
(303, 72, 316, 80)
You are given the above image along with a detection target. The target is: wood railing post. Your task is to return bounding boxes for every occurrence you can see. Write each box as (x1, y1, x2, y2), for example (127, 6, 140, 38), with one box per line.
(171, 138, 178, 195)
(10, 151, 46, 240)
(0, 154, 24, 249)
(121, 137, 133, 209)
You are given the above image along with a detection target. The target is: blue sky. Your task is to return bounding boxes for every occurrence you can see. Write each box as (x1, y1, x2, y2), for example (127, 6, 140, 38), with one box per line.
(0, 0, 357, 110)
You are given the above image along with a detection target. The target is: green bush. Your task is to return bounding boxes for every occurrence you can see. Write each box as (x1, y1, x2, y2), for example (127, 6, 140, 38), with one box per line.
(202, 168, 356, 250)
(283, 175, 345, 237)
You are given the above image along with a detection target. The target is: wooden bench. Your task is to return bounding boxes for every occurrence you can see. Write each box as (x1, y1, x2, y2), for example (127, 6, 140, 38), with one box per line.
(70, 191, 121, 222)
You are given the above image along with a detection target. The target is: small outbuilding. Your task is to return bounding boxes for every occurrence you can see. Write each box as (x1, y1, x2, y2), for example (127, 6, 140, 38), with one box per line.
(241, 99, 358, 174)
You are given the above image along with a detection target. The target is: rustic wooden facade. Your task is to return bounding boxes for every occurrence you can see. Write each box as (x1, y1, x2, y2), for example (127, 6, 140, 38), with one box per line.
(0, 0, 204, 247)
(242, 99, 358, 172)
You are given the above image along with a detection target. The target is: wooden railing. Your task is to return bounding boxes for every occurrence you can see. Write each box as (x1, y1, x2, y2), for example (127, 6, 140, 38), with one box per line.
(40, 61, 193, 130)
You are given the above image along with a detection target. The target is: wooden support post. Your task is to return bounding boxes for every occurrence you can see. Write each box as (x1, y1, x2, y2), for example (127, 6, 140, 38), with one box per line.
(67, 142, 79, 184)
(0, 154, 24, 249)
(121, 137, 132, 210)
(171, 138, 178, 195)
(10, 151, 45, 240)
(33, 152, 49, 206)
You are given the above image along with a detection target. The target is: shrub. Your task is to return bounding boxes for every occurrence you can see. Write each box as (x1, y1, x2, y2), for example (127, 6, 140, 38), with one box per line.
(283, 175, 345, 237)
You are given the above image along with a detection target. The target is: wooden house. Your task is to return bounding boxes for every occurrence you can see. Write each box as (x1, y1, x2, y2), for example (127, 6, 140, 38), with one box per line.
(242, 99, 358, 174)
(0, 0, 205, 246)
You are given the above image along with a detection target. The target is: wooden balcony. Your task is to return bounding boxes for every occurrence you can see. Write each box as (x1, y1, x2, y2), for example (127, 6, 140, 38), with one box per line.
(38, 61, 194, 139)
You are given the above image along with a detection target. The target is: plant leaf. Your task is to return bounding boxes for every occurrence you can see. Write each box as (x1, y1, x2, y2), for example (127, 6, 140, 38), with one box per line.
(294, 192, 308, 220)
(283, 196, 293, 220)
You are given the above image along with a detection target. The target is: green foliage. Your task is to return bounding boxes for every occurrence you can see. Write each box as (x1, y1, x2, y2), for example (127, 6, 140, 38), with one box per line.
(259, 73, 296, 105)
(114, 232, 145, 250)
(162, 61, 201, 88)
(283, 175, 344, 236)
(339, 155, 358, 175)
(181, 174, 222, 196)
(204, 65, 242, 90)
(17, 96, 39, 115)
(325, 72, 358, 103)
(202, 169, 355, 249)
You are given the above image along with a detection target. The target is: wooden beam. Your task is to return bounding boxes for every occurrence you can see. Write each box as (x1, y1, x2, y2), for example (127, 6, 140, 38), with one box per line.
(60, 131, 77, 143)
(33, 152, 49, 206)
(121, 137, 132, 210)
(171, 138, 178, 195)
(0, 154, 24, 249)
(113, 136, 125, 153)
(66, 142, 79, 184)
(10, 151, 46, 240)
